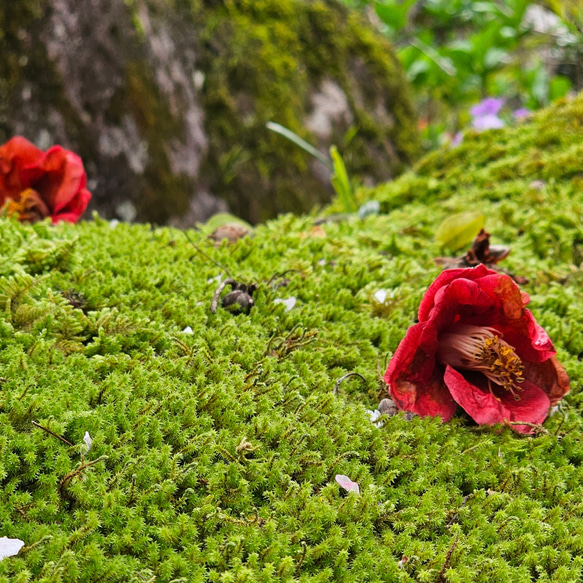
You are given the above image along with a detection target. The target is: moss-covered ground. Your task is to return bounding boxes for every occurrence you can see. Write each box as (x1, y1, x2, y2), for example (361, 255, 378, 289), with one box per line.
(2, 94, 583, 582)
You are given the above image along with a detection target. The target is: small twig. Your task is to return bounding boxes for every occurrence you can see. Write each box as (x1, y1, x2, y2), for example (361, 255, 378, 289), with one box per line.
(184, 231, 233, 278)
(436, 532, 459, 583)
(32, 421, 73, 447)
(19, 535, 53, 556)
(265, 269, 303, 287)
(508, 421, 548, 434)
(294, 541, 308, 573)
(58, 456, 108, 498)
(313, 213, 351, 225)
(446, 494, 471, 528)
(211, 278, 237, 313)
(334, 372, 367, 395)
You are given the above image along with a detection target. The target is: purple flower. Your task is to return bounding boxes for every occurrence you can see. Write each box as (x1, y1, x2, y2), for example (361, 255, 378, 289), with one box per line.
(513, 108, 531, 119)
(472, 114, 505, 131)
(450, 132, 463, 147)
(470, 98, 505, 118)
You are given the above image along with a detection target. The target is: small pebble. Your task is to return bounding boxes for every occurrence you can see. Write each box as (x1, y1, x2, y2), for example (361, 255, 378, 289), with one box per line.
(378, 398, 398, 417)
(209, 223, 250, 244)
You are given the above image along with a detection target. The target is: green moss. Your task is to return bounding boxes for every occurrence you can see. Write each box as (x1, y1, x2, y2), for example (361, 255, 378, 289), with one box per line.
(1, 95, 583, 580)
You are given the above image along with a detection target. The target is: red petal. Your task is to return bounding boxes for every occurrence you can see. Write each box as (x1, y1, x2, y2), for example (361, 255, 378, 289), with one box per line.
(418, 265, 496, 322)
(0, 137, 43, 202)
(19, 146, 91, 222)
(35, 147, 86, 211)
(444, 366, 550, 433)
(422, 269, 556, 363)
(523, 357, 570, 406)
(459, 272, 556, 361)
(51, 188, 92, 223)
(385, 323, 457, 420)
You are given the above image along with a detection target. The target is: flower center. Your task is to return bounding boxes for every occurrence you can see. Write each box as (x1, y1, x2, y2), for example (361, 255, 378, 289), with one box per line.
(4, 188, 49, 223)
(437, 325, 524, 398)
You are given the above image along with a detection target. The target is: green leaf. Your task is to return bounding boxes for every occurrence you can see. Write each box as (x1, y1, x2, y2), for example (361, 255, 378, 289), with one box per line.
(374, 1, 408, 31)
(266, 122, 332, 169)
(330, 146, 357, 214)
(549, 76, 572, 102)
(435, 211, 485, 251)
(410, 38, 457, 76)
(202, 213, 253, 233)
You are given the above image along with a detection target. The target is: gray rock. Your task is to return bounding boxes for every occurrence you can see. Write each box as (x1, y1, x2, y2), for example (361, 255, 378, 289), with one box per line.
(378, 398, 398, 417)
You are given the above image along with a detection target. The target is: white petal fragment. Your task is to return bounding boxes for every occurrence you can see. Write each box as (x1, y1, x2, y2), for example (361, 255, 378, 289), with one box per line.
(182, 326, 194, 334)
(0, 537, 25, 560)
(83, 431, 93, 453)
(367, 409, 383, 428)
(335, 474, 360, 494)
(374, 290, 387, 303)
(274, 297, 297, 312)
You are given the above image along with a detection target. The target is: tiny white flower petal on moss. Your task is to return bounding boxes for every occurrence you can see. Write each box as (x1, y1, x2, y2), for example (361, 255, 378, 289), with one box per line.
(0, 537, 25, 560)
(207, 275, 222, 284)
(335, 474, 360, 494)
(109, 219, 119, 229)
(83, 431, 93, 453)
(367, 409, 383, 428)
(374, 290, 387, 303)
(182, 326, 194, 334)
(274, 297, 296, 312)
(317, 259, 327, 266)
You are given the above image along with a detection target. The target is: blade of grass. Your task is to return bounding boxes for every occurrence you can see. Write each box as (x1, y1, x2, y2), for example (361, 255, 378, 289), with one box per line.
(266, 122, 332, 170)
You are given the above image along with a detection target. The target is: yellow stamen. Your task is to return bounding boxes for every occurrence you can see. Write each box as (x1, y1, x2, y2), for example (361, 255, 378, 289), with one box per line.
(4, 188, 49, 223)
(437, 325, 524, 398)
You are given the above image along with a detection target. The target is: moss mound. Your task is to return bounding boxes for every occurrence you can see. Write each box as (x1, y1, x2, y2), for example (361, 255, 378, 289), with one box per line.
(2, 95, 583, 582)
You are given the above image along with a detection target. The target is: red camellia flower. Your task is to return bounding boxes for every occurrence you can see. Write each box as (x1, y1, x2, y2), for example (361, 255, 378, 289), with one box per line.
(0, 136, 91, 223)
(385, 265, 570, 433)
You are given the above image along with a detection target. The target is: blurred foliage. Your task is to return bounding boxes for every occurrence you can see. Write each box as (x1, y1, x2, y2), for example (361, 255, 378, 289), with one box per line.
(339, 0, 582, 150)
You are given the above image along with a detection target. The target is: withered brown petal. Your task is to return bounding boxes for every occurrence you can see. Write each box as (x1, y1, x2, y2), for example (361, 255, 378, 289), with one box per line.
(523, 356, 571, 407)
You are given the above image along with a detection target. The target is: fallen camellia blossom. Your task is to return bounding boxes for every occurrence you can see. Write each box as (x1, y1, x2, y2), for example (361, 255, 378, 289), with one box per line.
(0, 136, 91, 223)
(385, 265, 570, 433)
